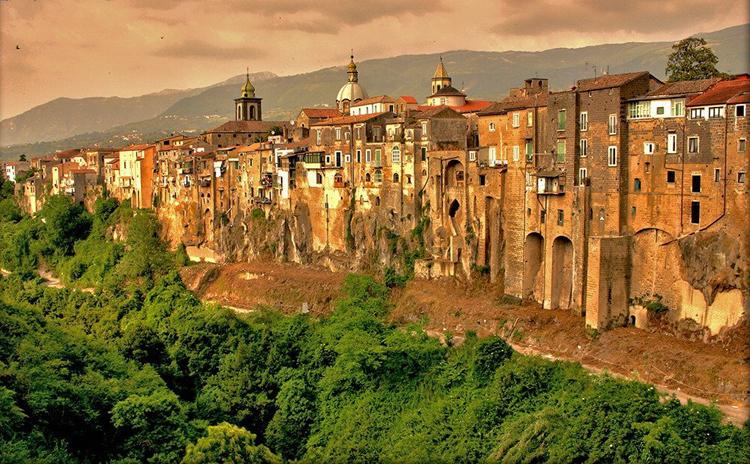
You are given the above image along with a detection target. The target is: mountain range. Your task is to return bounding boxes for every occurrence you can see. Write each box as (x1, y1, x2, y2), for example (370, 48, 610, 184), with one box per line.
(1, 23, 747, 159)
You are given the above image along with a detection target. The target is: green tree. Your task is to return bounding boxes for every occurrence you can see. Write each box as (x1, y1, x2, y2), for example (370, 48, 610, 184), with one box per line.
(38, 195, 91, 256)
(181, 423, 281, 464)
(666, 37, 724, 82)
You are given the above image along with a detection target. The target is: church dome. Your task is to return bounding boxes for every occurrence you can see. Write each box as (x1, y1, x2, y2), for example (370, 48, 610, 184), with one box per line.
(337, 81, 367, 103)
(240, 74, 255, 98)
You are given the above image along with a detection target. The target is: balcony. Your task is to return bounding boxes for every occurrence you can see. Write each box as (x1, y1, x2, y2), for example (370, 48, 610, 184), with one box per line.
(535, 170, 566, 195)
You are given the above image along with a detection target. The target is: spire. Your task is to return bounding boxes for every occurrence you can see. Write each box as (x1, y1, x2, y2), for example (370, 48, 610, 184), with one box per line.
(347, 51, 358, 83)
(240, 67, 255, 98)
(434, 56, 449, 79)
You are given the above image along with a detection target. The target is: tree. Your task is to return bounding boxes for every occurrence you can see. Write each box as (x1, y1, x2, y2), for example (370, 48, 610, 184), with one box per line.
(666, 37, 724, 82)
(181, 423, 281, 464)
(18, 154, 26, 162)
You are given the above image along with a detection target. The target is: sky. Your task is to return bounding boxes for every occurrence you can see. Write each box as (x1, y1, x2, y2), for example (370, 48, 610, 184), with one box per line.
(1, 0, 748, 120)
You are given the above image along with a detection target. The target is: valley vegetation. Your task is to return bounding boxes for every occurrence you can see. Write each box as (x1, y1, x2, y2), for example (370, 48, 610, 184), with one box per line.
(0, 186, 748, 462)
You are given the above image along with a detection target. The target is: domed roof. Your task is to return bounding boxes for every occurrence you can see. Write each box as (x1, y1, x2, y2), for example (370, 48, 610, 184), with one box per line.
(337, 81, 367, 102)
(240, 72, 255, 98)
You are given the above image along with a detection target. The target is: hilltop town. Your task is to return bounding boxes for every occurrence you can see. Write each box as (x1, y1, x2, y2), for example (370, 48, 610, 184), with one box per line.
(5, 55, 749, 335)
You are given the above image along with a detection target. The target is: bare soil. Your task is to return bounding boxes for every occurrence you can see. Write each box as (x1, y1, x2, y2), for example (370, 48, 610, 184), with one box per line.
(181, 261, 750, 426)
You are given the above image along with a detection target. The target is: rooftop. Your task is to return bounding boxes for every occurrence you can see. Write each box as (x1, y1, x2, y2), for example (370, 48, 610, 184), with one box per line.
(576, 71, 652, 92)
(311, 112, 390, 126)
(687, 75, 750, 106)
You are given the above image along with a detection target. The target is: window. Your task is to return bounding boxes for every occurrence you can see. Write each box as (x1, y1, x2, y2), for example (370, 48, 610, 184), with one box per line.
(392, 147, 401, 164)
(557, 110, 566, 131)
(667, 170, 676, 184)
(708, 106, 724, 118)
(579, 112, 588, 131)
(345, 154, 351, 163)
(628, 101, 650, 119)
(644, 142, 655, 155)
(479, 175, 486, 185)
(335, 151, 342, 167)
(607, 146, 617, 166)
(512, 112, 520, 128)
(688, 136, 699, 154)
(557, 209, 564, 226)
(355, 127, 361, 139)
(540, 210, 546, 224)
(655, 106, 665, 116)
(579, 168, 587, 184)
(393, 173, 399, 183)
(736, 105, 746, 117)
(374, 170, 383, 182)
(672, 100, 685, 117)
(645, 162, 650, 173)
(421, 122, 428, 137)
(608, 114, 618, 135)
(527, 111, 533, 127)
(489, 122, 496, 132)
(469, 150, 477, 162)
(691, 174, 701, 193)
(365, 149, 372, 163)
(421, 147, 427, 161)
(691, 201, 700, 224)
(335, 127, 341, 140)
(739, 171, 746, 183)
(667, 133, 678, 154)
(714, 168, 721, 182)
(739, 138, 747, 152)
(634, 178, 641, 192)
(316, 130, 321, 145)
(325, 154, 331, 164)
(356, 150, 362, 163)
(556, 140, 566, 162)
(345, 131, 350, 141)
(579, 139, 588, 157)
(690, 108, 704, 119)
(512, 145, 520, 162)
(365, 172, 371, 182)
(525, 141, 533, 160)
(488, 146, 497, 165)
(375, 149, 382, 166)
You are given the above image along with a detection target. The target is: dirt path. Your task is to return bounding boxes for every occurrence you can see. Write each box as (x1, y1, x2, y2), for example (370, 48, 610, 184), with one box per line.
(185, 262, 749, 426)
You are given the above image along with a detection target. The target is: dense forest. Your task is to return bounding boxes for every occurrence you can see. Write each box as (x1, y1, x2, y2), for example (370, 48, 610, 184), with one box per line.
(0, 179, 748, 463)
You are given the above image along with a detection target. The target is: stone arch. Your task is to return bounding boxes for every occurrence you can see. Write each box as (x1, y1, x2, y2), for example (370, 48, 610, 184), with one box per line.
(523, 232, 544, 301)
(445, 159, 465, 187)
(551, 235, 573, 310)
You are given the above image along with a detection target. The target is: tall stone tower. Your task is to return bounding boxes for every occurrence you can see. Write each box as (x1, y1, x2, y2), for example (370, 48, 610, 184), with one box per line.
(234, 70, 262, 121)
(431, 57, 452, 95)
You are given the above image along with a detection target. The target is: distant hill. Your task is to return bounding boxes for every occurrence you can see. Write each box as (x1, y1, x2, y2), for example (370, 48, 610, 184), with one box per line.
(0, 71, 277, 147)
(1, 23, 747, 159)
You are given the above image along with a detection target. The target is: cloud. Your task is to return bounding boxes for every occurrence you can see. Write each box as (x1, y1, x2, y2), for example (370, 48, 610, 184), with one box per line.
(230, 0, 448, 33)
(490, 0, 744, 36)
(152, 39, 267, 60)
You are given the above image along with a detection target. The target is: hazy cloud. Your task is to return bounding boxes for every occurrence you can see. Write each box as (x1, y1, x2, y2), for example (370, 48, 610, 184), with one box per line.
(491, 0, 744, 35)
(152, 40, 267, 60)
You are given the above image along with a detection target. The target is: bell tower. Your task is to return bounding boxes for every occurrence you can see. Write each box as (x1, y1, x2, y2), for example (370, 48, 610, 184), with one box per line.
(431, 57, 452, 95)
(234, 69, 262, 121)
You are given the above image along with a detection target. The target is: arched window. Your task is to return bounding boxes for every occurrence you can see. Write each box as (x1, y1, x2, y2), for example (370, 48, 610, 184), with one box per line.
(365, 172, 371, 182)
(634, 178, 642, 192)
(393, 173, 400, 183)
(249, 105, 256, 120)
(392, 147, 401, 164)
(375, 196, 381, 206)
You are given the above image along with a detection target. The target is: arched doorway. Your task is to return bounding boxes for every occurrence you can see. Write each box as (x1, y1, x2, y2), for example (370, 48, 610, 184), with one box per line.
(523, 233, 544, 301)
(551, 236, 573, 309)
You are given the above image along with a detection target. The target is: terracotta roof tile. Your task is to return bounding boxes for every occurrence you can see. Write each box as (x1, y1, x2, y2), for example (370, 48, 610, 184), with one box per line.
(398, 96, 417, 104)
(207, 120, 289, 133)
(576, 71, 652, 92)
(299, 108, 342, 118)
(311, 112, 390, 126)
(643, 78, 721, 99)
(687, 75, 750, 106)
(452, 100, 493, 113)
